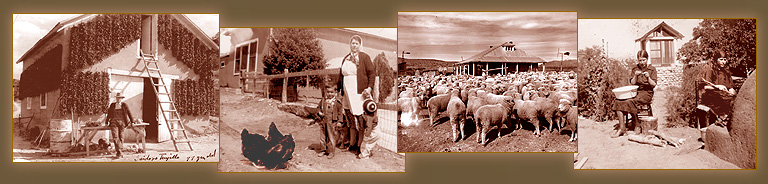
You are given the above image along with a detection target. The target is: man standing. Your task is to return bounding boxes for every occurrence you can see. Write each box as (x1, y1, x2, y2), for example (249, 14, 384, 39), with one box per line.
(105, 92, 135, 158)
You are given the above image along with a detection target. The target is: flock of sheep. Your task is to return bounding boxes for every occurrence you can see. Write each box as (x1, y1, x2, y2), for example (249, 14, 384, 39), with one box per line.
(398, 71, 578, 146)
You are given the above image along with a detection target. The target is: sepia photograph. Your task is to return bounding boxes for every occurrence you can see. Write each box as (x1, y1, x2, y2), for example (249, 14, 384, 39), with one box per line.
(574, 19, 756, 169)
(12, 14, 220, 162)
(217, 28, 403, 172)
(397, 12, 578, 153)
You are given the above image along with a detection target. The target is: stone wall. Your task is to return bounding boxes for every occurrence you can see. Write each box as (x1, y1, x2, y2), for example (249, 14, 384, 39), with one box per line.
(654, 64, 683, 90)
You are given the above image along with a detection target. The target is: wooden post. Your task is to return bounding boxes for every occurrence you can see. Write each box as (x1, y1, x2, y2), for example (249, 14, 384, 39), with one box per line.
(265, 75, 270, 99)
(282, 69, 288, 103)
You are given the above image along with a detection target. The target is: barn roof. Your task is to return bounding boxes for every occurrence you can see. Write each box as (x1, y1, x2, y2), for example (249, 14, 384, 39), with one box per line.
(634, 21, 684, 42)
(16, 14, 218, 64)
(457, 41, 546, 64)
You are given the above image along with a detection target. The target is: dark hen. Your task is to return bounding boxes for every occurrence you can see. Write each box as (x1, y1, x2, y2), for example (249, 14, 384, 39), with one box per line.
(241, 123, 295, 170)
(241, 129, 268, 166)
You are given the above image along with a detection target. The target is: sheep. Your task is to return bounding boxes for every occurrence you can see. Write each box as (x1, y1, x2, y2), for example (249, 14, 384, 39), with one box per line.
(460, 85, 472, 104)
(399, 87, 415, 98)
(435, 85, 452, 96)
(475, 98, 515, 146)
(465, 96, 487, 123)
(446, 90, 467, 142)
(549, 90, 576, 107)
(522, 90, 539, 101)
(398, 95, 425, 126)
(514, 99, 543, 137)
(426, 92, 453, 126)
(467, 88, 480, 98)
(559, 103, 578, 142)
(534, 97, 561, 133)
(483, 93, 515, 106)
(502, 90, 523, 100)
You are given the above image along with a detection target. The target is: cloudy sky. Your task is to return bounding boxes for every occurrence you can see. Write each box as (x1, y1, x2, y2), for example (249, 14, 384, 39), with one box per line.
(579, 19, 701, 60)
(12, 14, 219, 79)
(218, 27, 396, 55)
(398, 12, 577, 62)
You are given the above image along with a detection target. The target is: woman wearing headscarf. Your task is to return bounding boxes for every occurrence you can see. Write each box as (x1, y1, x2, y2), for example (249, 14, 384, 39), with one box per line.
(338, 35, 377, 158)
(611, 50, 657, 138)
(698, 49, 736, 125)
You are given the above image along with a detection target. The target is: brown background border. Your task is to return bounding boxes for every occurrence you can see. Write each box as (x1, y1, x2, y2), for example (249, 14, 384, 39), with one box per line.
(2, 0, 765, 183)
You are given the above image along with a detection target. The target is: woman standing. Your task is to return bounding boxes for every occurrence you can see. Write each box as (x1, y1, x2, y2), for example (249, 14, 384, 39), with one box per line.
(339, 35, 377, 158)
(611, 50, 657, 138)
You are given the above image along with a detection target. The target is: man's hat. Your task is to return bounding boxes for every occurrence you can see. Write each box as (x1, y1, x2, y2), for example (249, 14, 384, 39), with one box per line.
(115, 92, 125, 99)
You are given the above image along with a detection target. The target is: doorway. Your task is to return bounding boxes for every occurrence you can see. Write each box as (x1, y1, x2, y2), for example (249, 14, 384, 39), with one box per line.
(143, 77, 159, 142)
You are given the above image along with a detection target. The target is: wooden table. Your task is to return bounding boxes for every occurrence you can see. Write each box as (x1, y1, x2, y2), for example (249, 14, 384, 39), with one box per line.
(77, 123, 148, 156)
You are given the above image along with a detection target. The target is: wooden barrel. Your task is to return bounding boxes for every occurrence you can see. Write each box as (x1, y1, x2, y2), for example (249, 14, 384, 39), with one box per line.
(49, 119, 72, 153)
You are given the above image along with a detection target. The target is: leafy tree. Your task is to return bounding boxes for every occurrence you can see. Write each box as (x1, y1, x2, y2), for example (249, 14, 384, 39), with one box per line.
(677, 19, 756, 77)
(578, 45, 604, 62)
(262, 28, 326, 88)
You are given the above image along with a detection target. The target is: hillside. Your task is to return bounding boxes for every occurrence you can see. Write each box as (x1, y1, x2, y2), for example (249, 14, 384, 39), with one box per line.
(398, 57, 457, 71)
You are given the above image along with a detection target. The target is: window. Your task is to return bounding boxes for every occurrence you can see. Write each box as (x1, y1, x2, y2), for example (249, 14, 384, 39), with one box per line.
(26, 98, 31, 110)
(234, 46, 241, 76)
(233, 39, 259, 75)
(39, 92, 47, 110)
(248, 42, 258, 72)
(240, 45, 249, 73)
(140, 15, 156, 56)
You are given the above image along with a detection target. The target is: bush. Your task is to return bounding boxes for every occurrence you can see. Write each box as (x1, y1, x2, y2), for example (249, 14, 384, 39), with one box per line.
(374, 52, 394, 102)
(578, 46, 633, 121)
(664, 63, 706, 127)
(262, 28, 326, 89)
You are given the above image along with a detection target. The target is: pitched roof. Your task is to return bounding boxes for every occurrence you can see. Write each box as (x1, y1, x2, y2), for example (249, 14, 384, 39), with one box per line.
(458, 41, 546, 64)
(16, 14, 218, 64)
(634, 21, 684, 42)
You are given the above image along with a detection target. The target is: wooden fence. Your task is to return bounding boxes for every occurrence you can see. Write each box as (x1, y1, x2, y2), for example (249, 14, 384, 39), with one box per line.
(242, 68, 398, 152)
(242, 68, 395, 110)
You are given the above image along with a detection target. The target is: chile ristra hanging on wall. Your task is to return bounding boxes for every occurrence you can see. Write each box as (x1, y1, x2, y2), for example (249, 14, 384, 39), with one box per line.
(58, 71, 110, 115)
(68, 14, 142, 71)
(157, 14, 218, 77)
(159, 14, 219, 116)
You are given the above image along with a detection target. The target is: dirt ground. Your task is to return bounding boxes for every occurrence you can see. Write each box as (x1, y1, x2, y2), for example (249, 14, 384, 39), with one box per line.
(217, 88, 405, 172)
(398, 111, 577, 152)
(12, 127, 220, 163)
(574, 89, 740, 169)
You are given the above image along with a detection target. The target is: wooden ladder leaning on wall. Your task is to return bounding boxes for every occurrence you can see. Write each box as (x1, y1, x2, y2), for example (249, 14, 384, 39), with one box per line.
(140, 53, 193, 152)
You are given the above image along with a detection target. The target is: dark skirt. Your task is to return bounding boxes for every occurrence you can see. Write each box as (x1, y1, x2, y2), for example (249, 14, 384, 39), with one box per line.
(612, 90, 653, 114)
(701, 89, 734, 115)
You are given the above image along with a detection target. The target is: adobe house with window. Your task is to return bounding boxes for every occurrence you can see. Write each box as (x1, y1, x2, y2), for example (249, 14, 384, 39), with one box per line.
(635, 21, 684, 66)
(454, 41, 546, 76)
(16, 14, 218, 143)
(219, 28, 270, 88)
